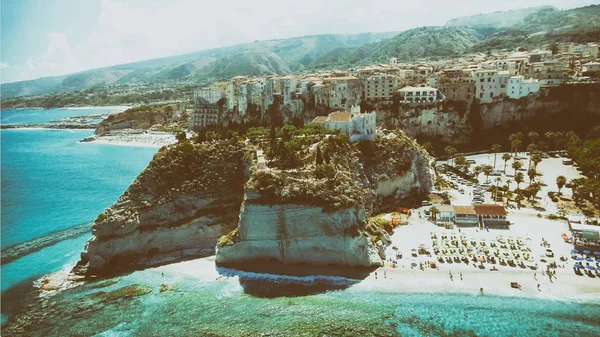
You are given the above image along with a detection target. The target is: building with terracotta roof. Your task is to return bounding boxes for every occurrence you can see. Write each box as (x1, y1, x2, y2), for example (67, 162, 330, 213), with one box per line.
(311, 105, 376, 142)
(474, 204, 508, 227)
(453, 205, 478, 226)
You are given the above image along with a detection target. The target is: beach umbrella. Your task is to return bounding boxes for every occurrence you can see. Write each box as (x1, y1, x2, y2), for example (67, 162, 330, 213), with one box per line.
(586, 257, 595, 262)
(574, 263, 583, 268)
(571, 249, 579, 254)
(575, 256, 584, 261)
(586, 265, 596, 270)
(583, 250, 591, 255)
(594, 252, 600, 256)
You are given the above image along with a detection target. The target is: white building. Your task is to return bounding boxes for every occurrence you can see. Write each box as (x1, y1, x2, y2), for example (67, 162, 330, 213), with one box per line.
(397, 86, 439, 104)
(311, 105, 376, 142)
(507, 76, 540, 99)
(473, 70, 509, 104)
(194, 87, 224, 104)
(582, 62, 600, 73)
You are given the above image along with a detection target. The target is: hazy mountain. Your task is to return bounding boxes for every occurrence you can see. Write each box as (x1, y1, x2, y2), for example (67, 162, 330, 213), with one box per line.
(471, 5, 600, 52)
(311, 27, 490, 69)
(445, 6, 555, 28)
(1, 32, 397, 99)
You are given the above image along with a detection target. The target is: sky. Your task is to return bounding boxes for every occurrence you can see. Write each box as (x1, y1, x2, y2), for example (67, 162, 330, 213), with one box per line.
(0, 0, 597, 84)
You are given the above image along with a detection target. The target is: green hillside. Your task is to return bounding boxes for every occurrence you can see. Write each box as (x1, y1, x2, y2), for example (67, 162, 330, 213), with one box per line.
(445, 6, 555, 28)
(470, 5, 600, 52)
(1, 32, 397, 99)
(311, 27, 490, 69)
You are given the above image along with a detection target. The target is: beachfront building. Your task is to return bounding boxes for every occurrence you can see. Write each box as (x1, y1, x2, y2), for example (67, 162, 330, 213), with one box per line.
(311, 105, 376, 142)
(474, 204, 509, 228)
(397, 86, 439, 104)
(453, 205, 478, 226)
(507, 76, 540, 99)
(438, 205, 455, 222)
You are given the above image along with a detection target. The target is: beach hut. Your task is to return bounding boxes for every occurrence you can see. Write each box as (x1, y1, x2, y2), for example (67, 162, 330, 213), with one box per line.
(453, 206, 478, 227)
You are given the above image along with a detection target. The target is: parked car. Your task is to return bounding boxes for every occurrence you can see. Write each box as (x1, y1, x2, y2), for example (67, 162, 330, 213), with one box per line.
(467, 159, 476, 164)
(542, 153, 549, 159)
(421, 200, 432, 206)
(490, 170, 502, 176)
(562, 160, 573, 165)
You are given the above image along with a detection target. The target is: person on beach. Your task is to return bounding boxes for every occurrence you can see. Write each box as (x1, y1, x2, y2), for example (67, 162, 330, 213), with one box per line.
(375, 271, 378, 279)
(384, 270, 387, 279)
(537, 283, 540, 291)
(460, 272, 463, 281)
(534, 272, 537, 280)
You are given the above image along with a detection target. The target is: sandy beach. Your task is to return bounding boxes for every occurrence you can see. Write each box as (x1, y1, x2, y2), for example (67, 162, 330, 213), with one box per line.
(82, 130, 178, 148)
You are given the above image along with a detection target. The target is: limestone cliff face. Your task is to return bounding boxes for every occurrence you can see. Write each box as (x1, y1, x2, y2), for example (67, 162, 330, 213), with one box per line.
(216, 131, 435, 267)
(381, 84, 600, 145)
(73, 140, 250, 276)
(75, 131, 435, 274)
(215, 191, 383, 267)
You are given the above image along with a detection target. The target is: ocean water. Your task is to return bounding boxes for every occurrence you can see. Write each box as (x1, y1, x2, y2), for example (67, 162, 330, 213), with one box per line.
(0, 107, 116, 125)
(1, 109, 156, 321)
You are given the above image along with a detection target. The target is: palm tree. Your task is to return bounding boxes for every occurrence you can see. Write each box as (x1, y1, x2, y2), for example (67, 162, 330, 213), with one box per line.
(509, 132, 523, 157)
(515, 192, 524, 208)
(429, 206, 439, 222)
(545, 131, 556, 151)
(495, 177, 502, 202)
(527, 168, 537, 183)
(556, 175, 566, 195)
(528, 131, 539, 145)
(526, 143, 538, 168)
(502, 153, 511, 173)
(491, 144, 502, 169)
(514, 172, 524, 189)
(473, 165, 482, 180)
(482, 165, 493, 184)
(445, 145, 458, 166)
(512, 160, 523, 176)
(531, 153, 542, 169)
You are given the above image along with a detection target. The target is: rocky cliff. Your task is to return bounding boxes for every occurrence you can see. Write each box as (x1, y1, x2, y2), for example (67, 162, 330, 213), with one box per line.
(381, 84, 600, 146)
(74, 131, 434, 275)
(73, 139, 251, 276)
(95, 104, 187, 136)
(216, 131, 435, 268)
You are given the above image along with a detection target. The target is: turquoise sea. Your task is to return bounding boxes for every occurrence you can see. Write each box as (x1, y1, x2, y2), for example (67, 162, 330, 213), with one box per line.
(2, 108, 600, 336)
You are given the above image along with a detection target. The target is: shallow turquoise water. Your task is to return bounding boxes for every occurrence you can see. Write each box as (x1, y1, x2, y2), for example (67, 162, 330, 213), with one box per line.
(0, 107, 115, 124)
(1, 109, 156, 321)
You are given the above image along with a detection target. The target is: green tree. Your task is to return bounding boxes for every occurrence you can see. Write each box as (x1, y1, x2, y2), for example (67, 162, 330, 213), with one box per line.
(502, 153, 512, 173)
(482, 165, 493, 183)
(421, 142, 436, 157)
(515, 192, 524, 208)
(445, 145, 458, 166)
(531, 153, 542, 169)
(528, 131, 539, 145)
(176, 131, 187, 143)
(556, 175, 566, 195)
(491, 144, 502, 169)
(527, 168, 537, 183)
(514, 172, 524, 189)
(429, 206, 439, 221)
(512, 160, 523, 176)
(316, 145, 324, 165)
(454, 154, 468, 172)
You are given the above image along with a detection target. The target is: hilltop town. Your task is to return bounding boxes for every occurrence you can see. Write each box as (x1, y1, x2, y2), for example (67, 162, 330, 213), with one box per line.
(187, 42, 600, 146)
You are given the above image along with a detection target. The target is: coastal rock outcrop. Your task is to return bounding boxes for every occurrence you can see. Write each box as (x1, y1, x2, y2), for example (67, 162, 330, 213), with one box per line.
(95, 104, 187, 136)
(74, 130, 435, 275)
(216, 131, 435, 268)
(73, 139, 251, 276)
